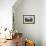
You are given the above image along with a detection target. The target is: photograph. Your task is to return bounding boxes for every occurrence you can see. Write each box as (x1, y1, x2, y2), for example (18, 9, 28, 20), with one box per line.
(23, 15, 35, 24)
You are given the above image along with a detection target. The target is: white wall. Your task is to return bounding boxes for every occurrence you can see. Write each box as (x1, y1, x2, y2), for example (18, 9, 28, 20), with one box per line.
(41, 0, 46, 46)
(0, 0, 16, 29)
(13, 0, 41, 46)
(13, 0, 46, 46)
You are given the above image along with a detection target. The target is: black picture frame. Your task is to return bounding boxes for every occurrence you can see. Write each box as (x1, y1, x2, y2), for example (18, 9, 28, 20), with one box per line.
(23, 15, 35, 24)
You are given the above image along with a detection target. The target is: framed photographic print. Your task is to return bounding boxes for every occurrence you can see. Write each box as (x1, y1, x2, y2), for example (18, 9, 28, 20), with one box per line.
(23, 15, 35, 24)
